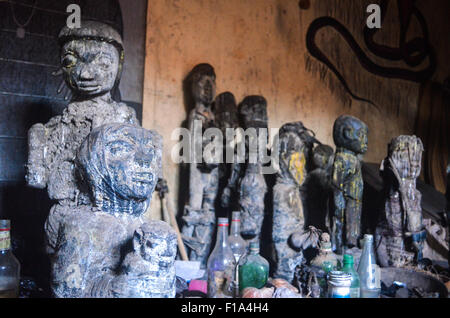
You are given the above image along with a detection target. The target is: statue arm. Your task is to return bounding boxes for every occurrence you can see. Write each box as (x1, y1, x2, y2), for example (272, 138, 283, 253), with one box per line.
(26, 123, 48, 188)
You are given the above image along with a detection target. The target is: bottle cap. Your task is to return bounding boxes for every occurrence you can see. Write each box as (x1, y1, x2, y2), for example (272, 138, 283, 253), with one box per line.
(364, 234, 374, 241)
(0, 220, 10, 230)
(231, 211, 240, 222)
(218, 218, 229, 226)
(343, 254, 354, 264)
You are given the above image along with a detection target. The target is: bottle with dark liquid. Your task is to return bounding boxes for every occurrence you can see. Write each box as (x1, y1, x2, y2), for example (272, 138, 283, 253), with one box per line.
(0, 220, 20, 298)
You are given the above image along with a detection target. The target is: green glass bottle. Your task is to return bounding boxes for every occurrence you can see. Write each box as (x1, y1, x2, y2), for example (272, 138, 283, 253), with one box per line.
(342, 254, 360, 298)
(238, 242, 269, 294)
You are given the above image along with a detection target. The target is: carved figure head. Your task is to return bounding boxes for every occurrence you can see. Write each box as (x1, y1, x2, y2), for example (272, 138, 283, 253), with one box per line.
(214, 92, 238, 134)
(189, 63, 216, 105)
(278, 122, 317, 186)
(312, 144, 334, 170)
(388, 135, 424, 180)
(77, 123, 162, 216)
(239, 96, 268, 129)
(333, 115, 368, 155)
(58, 20, 124, 98)
(132, 221, 177, 270)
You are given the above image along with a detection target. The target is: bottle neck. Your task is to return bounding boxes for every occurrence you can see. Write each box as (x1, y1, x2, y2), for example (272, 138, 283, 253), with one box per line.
(0, 228, 11, 251)
(216, 223, 229, 248)
(249, 248, 259, 255)
(230, 219, 241, 236)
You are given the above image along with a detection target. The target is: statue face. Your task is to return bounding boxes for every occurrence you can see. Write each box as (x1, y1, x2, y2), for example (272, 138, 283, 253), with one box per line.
(104, 126, 159, 200)
(280, 132, 307, 186)
(61, 40, 120, 97)
(192, 74, 216, 105)
(343, 123, 368, 155)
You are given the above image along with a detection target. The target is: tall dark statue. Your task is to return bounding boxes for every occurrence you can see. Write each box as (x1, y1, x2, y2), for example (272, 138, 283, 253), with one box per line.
(181, 63, 218, 267)
(306, 144, 335, 231)
(273, 122, 320, 283)
(375, 135, 426, 267)
(45, 123, 177, 298)
(331, 115, 368, 254)
(26, 21, 138, 206)
(214, 92, 242, 215)
(237, 96, 268, 243)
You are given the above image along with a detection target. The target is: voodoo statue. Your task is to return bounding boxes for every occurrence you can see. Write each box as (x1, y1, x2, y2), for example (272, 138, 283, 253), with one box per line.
(237, 96, 269, 244)
(375, 135, 426, 267)
(181, 63, 218, 267)
(273, 122, 321, 283)
(331, 115, 368, 254)
(45, 123, 176, 298)
(305, 144, 335, 232)
(26, 21, 138, 206)
(214, 92, 242, 216)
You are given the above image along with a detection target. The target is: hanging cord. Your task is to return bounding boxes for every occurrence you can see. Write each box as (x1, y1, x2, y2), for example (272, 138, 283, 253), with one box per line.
(9, 0, 38, 29)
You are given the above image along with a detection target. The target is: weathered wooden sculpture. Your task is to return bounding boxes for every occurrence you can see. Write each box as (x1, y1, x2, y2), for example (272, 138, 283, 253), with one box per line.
(214, 92, 242, 215)
(331, 115, 368, 254)
(375, 135, 426, 267)
(45, 123, 177, 298)
(26, 21, 138, 205)
(273, 122, 320, 283)
(306, 144, 335, 231)
(238, 96, 268, 243)
(181, 64, 218, 267)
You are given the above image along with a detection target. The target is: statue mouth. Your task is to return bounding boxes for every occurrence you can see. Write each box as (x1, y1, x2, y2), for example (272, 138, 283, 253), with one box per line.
(77, 83, 101, 92)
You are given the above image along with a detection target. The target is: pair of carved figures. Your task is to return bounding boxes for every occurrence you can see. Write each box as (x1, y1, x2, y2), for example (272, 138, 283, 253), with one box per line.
(26, 22, 176, 297)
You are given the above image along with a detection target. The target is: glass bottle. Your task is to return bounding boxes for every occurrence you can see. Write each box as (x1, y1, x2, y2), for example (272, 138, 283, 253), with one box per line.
(0, 220, 20, 298)
(327, 271, 351, 298)
(342, 254, 360, 298)
(238, 241, 269, 293)
(357, 234, 381, 298)
(310, 233, 340, 269)
(207, 218, 236, 298)
(228, 211, 247, 263)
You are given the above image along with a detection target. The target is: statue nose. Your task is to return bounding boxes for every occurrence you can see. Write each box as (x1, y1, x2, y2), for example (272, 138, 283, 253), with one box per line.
(79, 65, 95, 81)
(135, 149, 153, 168)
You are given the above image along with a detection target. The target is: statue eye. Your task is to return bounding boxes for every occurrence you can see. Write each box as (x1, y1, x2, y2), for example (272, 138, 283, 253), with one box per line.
(62, 54, 77, 68)
(108, 141, 133, 155)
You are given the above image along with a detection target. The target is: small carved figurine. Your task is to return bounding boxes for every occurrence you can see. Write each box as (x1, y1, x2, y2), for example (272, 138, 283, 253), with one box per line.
(111, 221, 177, 298)
(45, 123, 174, 298)
(306, 144, 334, 231)
(26, 21, 138, 205)
(331, 115, 368, 254)
(237, 96, 268, 243)
(273, 122, 320, 283)
(181, 63, 218, 267)
(375, 135, 426, 267)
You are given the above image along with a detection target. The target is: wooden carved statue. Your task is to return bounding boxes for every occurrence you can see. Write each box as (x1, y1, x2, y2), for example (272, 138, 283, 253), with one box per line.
(26, 21, 138, 206)
(45, 123, 177, 298)
(237, 96, 268, 243)
(214, 92, 242, 216)
(375, 135, 426, 267)
(181, 63, 218, 267)
(306, 144, 335, 232)
(273, 122, 320, 283)
(331, 115, 368, 254)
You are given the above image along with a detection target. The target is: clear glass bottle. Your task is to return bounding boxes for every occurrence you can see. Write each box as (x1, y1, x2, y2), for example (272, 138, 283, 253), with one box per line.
(207, 218, 236, 298)
(342, 254, 360, 298)
(357, 234, 381, 298)
(238, 241, 269, 293)
(228, 211, 247, 263)
(0, 220, 20, 298)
